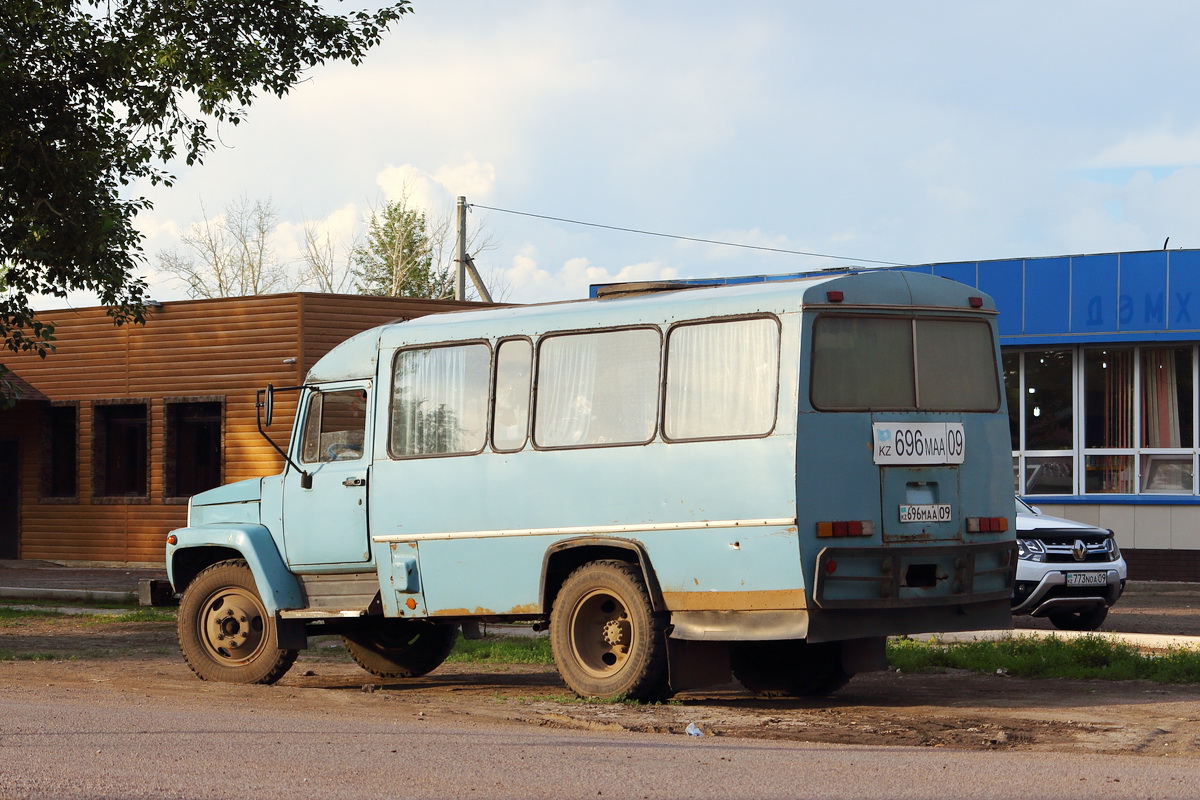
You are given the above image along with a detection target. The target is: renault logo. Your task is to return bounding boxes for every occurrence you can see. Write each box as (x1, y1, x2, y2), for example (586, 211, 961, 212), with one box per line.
(1072, 539, 1087, 561)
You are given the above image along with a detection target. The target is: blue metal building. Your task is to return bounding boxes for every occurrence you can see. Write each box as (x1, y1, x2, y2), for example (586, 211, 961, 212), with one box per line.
(594, 248, 1200, 580)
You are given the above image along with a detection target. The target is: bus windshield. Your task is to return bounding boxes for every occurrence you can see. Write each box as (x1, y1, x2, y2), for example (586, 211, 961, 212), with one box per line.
(811, 315, 1000, 411)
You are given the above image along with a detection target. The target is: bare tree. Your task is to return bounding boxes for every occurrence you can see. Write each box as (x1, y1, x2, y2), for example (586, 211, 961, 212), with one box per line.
(299, 220, 357, 294)
(157, 197, 293, 298)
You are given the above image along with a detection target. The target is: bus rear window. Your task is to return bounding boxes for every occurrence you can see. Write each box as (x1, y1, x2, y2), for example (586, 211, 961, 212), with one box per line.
(811, 316, 999, 411)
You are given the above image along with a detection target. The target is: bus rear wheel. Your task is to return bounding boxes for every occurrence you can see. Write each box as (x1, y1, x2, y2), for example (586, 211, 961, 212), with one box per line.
(342, 620, 459, 678)
(731, 640, 852, 697)
(550, 560, 668, 701)
(177, 559, 298, 685)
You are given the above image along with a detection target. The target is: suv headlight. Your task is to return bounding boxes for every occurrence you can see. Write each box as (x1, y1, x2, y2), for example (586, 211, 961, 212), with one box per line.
(1105, 536, 1121, 561)
(1017, 538, 1046, 562)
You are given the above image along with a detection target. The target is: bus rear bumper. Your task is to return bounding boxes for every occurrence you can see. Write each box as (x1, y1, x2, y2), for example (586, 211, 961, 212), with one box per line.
(805, 598, 1013, 643)
(811, 540, 1017, 610)
(667, 599, 1014, 643)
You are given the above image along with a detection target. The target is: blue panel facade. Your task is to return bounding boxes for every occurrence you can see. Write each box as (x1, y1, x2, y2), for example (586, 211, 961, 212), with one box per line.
(1168, 249, 1200, 331)
(1069, 253, 1118, 334)
(977, 259, 1023, 337)
(1022, 257, 1071, 336)
(1119, 250, 1169, 332)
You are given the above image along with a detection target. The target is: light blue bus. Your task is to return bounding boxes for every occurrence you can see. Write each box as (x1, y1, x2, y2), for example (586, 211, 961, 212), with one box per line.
(166, 270, 1016, 700)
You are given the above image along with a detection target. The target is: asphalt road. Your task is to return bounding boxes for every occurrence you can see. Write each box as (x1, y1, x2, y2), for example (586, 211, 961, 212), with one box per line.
(4, 683, 1200, 800)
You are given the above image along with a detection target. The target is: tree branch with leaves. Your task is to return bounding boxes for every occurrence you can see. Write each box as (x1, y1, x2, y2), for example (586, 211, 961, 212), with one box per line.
(0, 0, 411, 399)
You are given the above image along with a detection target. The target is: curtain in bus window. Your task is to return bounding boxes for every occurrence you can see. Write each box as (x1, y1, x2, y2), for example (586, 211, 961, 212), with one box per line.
(536, 329, 659, 447)
(811, 316, 914, 409)
(492, 339, 533, 451)
(665, 318, 779, 439)
(914, 319, 1000, 411)
(391, 344, 489, 456)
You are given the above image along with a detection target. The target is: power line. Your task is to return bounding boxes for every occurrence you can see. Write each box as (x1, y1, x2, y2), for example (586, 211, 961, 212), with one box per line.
(468, 203, 906, 267)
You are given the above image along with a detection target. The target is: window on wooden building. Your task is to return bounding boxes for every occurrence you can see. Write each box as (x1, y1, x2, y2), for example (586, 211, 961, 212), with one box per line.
(93, 403, 148, 498)
(165, 401, 223, 498)
(43, 404, 78, 498)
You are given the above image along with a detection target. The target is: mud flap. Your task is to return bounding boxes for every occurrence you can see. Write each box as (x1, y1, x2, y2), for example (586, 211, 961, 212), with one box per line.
(841, 636, 888, 674)
(275, 617, 308, 650)
(666, 638, 731, 692)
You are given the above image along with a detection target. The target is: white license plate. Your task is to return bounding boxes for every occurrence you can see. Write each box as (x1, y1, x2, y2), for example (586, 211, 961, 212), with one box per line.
(1066, 572, 1108, 587)
(898, 504, 952, 523)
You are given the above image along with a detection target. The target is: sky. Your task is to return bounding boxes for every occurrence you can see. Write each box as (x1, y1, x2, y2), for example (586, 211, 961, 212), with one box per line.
(103, 1, 1200, 307)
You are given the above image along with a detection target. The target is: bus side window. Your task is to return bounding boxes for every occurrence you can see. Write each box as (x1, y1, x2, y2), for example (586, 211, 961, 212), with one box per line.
(391, 344, 490, 457)
(300, 390, 368, 463)
(534, 328, 659, 448)
(493, 339, 532, 451)
(664, 317, 780, 440)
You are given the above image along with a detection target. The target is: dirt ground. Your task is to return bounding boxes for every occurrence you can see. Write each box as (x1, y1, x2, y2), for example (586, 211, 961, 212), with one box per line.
(5, 584, 1200, 758)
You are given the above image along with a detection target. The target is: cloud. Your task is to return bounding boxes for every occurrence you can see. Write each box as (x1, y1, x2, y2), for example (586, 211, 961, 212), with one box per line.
(376, 156, 496, 211)
(502, 247, 679, 302)
(1089, 125, 1200, 168)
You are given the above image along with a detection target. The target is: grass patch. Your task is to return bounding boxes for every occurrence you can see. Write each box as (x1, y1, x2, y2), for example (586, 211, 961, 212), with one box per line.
(0, 607, 70, 621)
(79, 608, 176, 625)
(0, 649, 67, 661)
(446, 635, 554, 665)
(0, 604, 176, 625)
(888, 635, 1200, 683)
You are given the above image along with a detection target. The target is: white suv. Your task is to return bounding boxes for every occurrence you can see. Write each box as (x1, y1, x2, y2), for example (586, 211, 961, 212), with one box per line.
(1013, 498, 1128, 631)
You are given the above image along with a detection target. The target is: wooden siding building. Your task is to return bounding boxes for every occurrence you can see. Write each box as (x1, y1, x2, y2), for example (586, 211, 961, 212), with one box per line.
(0, 293, 491, 564)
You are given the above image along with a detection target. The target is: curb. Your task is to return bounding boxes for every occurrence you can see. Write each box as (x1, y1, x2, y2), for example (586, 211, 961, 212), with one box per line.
(0, 587, 137, 604)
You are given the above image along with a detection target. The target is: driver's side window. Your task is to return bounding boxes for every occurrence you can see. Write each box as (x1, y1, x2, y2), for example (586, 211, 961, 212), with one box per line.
(300, 389, 368, 463)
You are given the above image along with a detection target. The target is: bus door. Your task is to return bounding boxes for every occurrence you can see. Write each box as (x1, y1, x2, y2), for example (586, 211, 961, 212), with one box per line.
(873, 420, 963, 542)
(284, 382, 372, 566)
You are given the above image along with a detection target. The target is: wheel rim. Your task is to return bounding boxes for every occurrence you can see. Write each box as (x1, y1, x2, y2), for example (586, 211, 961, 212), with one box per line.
(197, 587, 269, 666)
(569, 588, 636, 679)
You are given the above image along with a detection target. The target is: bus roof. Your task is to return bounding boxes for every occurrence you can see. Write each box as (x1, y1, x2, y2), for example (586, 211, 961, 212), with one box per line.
(307, 269, 994, 383)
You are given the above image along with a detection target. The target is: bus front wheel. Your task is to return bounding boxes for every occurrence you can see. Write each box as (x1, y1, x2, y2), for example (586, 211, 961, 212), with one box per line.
(177, 559, 298, 684)
(731, 640, 852, 697)
(550, 560, 668, 701)
(342, 620, 459, 678)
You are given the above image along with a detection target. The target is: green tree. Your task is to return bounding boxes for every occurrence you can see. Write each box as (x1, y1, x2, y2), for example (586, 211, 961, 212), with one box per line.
(0, 0, 410, 397)
(352, 200, 455, 299)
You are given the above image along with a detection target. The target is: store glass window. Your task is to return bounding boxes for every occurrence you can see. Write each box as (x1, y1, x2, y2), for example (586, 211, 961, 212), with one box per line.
(1084, 348, 1134, 449)
(1023, 350, 1073, 450)
(1141, 347, 1193, 448)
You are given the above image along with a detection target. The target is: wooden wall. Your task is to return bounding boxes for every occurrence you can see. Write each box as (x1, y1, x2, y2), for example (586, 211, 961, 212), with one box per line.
(0, 293, 490, 564)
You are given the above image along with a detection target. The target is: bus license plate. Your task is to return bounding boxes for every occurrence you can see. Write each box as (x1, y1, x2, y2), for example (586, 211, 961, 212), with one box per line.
(898, 504, 952, 523)
(1066, 572, 1107, 587)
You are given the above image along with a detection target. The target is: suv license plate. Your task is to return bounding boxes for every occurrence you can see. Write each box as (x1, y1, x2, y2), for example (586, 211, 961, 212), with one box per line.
(898, 504, 952, 523)
(1066, 572, 1107, 587)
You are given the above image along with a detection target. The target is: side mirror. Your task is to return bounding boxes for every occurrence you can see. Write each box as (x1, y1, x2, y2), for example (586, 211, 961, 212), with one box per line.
(264, 383, 275, 427)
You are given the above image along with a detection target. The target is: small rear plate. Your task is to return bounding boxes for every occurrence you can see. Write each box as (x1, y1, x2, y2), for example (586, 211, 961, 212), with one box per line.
(898, 504, 952, 523)
(1065, 572, 1108, 587)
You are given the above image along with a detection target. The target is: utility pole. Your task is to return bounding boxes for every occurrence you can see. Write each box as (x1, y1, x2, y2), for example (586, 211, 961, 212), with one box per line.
(453, 196, 493, 303)
(455, 196, 467, 301)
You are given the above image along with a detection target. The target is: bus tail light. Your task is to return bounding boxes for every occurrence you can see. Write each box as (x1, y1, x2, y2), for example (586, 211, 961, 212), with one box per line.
(816, 520, 875, 538)
(966, 516, 1008, 533)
